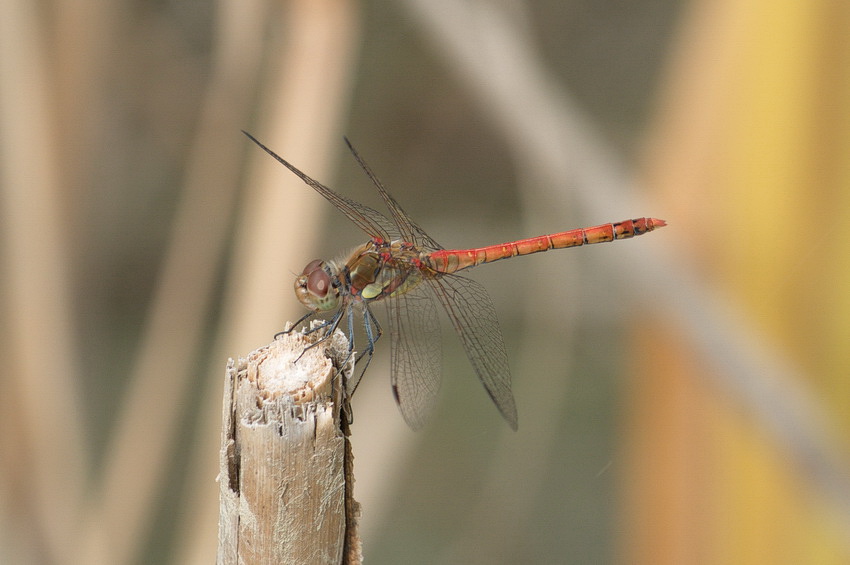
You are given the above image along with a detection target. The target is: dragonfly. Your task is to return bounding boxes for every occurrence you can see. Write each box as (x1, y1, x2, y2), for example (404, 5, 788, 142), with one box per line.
(244, 131, 665, 430)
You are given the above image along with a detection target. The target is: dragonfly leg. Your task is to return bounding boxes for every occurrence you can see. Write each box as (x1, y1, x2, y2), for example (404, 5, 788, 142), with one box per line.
(336, 307, 360, 425)
(274, 310, 318, 339)
(347, 305, 382, 397)
(292, 309, 344, 363)
(335, 304, 382, 425)
(282, 306, 358, 425)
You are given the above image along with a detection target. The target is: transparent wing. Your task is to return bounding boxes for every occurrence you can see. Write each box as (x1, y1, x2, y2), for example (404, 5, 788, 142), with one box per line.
(425, 274, 518, 430)
(244, 131, 397, 240)
(344, 137, 443, 251)
(387, 283, 442, 430)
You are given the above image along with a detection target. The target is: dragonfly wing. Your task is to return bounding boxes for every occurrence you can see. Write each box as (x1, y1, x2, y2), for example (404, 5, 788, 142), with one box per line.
(344, 137, 443, 251)
(244, 131, 397, 240)
(426, 274, 518, 430)
(387, 284, 442, 430)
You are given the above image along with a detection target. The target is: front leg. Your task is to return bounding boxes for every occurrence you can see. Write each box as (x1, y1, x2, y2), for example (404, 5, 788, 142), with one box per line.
(274, 310, 318, 339)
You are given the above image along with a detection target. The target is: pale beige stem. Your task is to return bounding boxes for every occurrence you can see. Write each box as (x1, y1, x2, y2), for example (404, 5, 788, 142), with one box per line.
(218, 329, 361, 565)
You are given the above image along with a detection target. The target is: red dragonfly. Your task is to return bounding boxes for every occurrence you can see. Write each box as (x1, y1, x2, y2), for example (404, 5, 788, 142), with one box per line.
(245, 132, 665, 430)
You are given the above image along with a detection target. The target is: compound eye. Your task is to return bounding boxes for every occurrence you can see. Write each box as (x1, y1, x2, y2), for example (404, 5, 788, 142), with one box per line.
(307, 268, 330, 298)
(302, 259, 324, 275)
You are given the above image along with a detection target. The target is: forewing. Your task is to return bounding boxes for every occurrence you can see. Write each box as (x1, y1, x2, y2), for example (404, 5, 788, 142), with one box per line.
(387, 284, 442, 430)
(244, 131, 397, 239)
(426, 274, 518, 430)
(344, 137, 443, 251)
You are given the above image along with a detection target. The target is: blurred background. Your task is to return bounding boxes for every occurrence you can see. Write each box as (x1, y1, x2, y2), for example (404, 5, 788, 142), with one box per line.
(2, 0, 850, 563)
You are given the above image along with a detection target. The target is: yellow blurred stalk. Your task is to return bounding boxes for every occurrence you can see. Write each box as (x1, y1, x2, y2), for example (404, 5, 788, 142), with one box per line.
(625, 0, 850, 563)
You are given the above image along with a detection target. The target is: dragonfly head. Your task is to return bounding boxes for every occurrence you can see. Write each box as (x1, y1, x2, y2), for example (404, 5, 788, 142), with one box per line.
(295, 259, 340, 312)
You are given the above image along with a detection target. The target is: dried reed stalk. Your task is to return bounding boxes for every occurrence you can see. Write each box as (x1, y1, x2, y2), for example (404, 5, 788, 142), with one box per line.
(218, 330, 361, 564)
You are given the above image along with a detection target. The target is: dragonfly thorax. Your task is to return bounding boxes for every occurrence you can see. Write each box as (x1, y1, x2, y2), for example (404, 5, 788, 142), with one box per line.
(295, 259, 341, 312)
